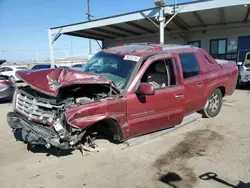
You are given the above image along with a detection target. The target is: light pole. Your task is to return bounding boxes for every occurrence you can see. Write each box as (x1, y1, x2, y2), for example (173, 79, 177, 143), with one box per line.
(154, 0, 166, 44)
(86, 0, 93, 55)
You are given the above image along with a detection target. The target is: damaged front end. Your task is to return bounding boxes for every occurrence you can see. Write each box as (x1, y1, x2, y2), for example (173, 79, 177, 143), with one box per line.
(7, 111, 79, 150)
(7, 68, 121, 151)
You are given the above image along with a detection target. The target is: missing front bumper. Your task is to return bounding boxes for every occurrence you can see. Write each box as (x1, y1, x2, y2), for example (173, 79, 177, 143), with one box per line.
(7, 112, 71, 150)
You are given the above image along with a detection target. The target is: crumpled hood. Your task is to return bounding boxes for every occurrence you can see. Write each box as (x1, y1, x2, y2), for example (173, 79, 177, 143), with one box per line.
(16, 68, 120, 97)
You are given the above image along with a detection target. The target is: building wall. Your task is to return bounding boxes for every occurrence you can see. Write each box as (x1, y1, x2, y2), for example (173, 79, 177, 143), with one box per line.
(189, 26, 250, 53)
(104, 25, 250, 60)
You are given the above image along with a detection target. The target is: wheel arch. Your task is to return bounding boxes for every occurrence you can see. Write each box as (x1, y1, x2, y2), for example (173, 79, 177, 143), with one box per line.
(204, 79, 227, 100)
(89, 118, 124, 142)
(217, 86, 226, 97)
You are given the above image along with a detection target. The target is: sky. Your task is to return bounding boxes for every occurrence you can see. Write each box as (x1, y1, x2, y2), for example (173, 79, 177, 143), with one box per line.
(0, 0, 191, 62)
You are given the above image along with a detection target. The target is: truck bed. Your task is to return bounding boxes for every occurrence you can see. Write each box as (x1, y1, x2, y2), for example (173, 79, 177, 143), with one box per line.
(216, 59, 236, 69)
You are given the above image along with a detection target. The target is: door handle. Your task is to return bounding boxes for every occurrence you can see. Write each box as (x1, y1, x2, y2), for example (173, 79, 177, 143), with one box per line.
(175, 94, 184, 99)
(197, 83, 203, 87)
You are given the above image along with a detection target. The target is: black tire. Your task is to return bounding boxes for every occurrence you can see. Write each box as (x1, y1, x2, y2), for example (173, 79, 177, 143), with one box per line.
(238, 80, 246, 89)
(200, 89, 223, 118)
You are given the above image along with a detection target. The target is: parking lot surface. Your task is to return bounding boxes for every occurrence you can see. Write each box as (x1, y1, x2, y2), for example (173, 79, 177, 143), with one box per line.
(0, 90, 250, 188)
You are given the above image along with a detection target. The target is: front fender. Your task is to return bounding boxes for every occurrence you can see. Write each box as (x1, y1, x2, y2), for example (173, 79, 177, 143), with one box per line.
(65, 101, 108, 129)
(64, 97, 128, 138)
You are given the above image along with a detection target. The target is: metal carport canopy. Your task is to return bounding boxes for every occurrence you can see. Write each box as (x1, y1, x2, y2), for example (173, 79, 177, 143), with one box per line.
(48, 0, 250, 67)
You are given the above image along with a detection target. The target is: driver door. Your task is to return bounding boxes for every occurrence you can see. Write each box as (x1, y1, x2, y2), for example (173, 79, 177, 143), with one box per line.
(126, 54, 185, 138)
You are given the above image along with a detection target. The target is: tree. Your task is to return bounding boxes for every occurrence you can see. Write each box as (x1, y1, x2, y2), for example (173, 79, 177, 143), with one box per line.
(0, 60, 6, 65)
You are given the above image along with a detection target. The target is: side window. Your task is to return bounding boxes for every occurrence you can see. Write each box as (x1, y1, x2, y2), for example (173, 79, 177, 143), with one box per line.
(179, 53, 200, 79)
(140, 58, 177, 89)
(6, 67, 13, 71)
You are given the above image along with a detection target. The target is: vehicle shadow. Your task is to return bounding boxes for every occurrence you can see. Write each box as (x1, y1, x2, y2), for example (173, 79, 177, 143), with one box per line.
(26, 144, 74, 157)
(158, 172, 182, 188)
(199, 172, 250, 188)
(0, 98, 13, 104)
(158, 171, 250, 188)
(13, 129, 73, 157)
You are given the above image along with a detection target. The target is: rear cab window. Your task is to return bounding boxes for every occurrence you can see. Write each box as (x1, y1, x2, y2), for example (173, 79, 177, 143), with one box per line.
(179, 53, 200, 79)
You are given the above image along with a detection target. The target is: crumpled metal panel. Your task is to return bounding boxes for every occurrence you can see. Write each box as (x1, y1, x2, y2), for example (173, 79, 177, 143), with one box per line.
(64, 97, 129, 139)
(16, 68, 119, 97)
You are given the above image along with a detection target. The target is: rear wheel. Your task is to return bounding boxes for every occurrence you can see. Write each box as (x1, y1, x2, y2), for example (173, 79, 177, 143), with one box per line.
(200, 89, 222, 118)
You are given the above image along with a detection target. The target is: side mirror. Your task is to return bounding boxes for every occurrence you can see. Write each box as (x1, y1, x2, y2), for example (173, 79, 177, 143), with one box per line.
(237, 62, 243, 66)
(137, 83, 155, 96)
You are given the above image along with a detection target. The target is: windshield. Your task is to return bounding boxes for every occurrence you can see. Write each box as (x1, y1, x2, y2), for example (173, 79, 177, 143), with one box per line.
(81, 51, 137, 89)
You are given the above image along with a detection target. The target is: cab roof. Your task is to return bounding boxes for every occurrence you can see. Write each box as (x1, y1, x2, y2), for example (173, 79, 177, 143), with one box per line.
(103, 43, 199, 57)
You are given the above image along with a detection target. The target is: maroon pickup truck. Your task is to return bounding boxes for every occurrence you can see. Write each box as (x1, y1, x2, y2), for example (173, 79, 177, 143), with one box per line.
(7, 43, 238, 150)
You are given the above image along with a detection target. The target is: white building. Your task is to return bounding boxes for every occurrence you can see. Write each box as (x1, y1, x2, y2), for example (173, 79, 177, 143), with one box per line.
(48, 0, 250, 66)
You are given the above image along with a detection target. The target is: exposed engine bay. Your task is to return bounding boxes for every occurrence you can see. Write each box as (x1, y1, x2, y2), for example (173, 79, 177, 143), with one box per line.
(7, 84, 117, 154)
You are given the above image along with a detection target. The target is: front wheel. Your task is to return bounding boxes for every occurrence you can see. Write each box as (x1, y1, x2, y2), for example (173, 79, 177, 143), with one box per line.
(200, 89, 222, 118)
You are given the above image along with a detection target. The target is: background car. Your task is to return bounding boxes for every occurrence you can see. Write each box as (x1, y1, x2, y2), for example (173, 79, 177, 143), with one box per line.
(0, 60, 6, 65)
(70, 63, 82, 71)
(236, 50, 250, 88)
(31, 64, 57, 70)
(0, 75, 16, 101)
(0, 66, 27, 83)
(59, 66, 69, 69)
(72, 63, 82, 68)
